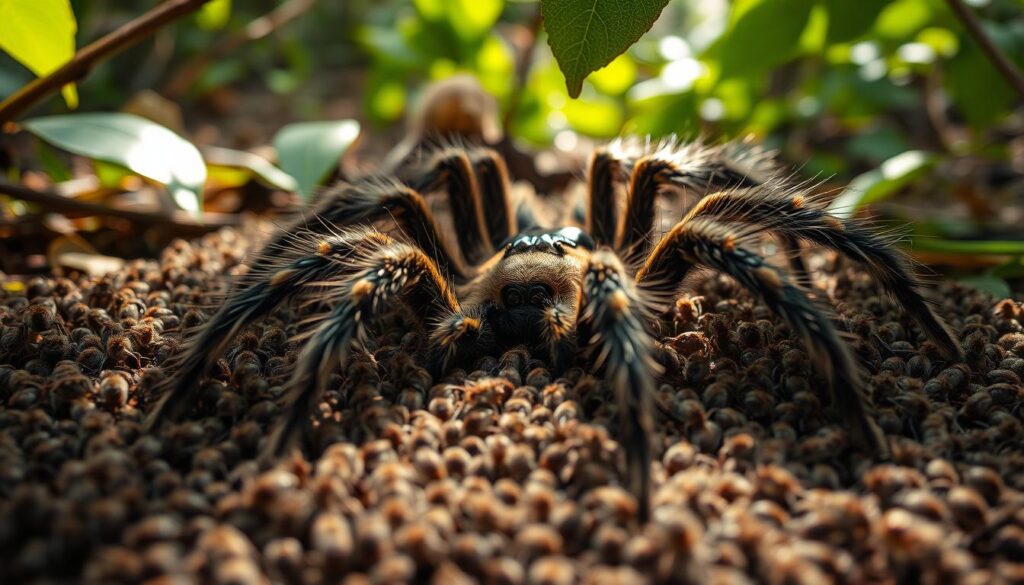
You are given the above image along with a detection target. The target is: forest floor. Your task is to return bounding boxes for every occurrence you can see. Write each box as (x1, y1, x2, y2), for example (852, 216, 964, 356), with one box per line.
(1, 214, 1023, 584)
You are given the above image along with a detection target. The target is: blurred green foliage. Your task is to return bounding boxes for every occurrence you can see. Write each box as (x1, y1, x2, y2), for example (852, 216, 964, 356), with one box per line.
(1, 0, 1022, 240)
(359, 0, 1022, 176)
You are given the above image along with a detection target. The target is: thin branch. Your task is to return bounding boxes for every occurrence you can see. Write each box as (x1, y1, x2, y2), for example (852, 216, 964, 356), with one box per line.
(945, 0, 1024, 100)
(162, 0, 318, 98)
(0, 0, 215, 123)
(502, 6, 544, 133)
(0, 179, 238, 230)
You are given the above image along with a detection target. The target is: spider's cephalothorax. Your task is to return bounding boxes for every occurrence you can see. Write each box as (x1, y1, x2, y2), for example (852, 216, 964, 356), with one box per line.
(146, 138, 963, 522)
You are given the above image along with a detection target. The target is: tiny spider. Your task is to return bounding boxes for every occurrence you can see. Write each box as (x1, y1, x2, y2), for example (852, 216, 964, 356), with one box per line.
(146, 137, 962, 521)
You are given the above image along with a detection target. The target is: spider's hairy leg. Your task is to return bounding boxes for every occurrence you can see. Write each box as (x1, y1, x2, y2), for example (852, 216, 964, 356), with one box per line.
(617, 143, 765, 261)
(411, 148, 494, 265)
(254, 177, 467, 283)
(636, 219, 889, 457)
(469, 147, 516, 248)
(683, 187, 963, 360)
(586, 148, 625, 246)
(578, 249, 659, 523)
(144, 228, 386, 430)
(265, 238, 462, 459)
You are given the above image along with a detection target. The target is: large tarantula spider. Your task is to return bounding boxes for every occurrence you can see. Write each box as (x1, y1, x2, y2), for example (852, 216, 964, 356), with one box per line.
(146, 137, 961, 521)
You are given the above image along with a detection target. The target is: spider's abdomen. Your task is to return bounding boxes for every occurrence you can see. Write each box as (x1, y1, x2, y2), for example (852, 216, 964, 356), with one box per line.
(503, 227, 594, 257)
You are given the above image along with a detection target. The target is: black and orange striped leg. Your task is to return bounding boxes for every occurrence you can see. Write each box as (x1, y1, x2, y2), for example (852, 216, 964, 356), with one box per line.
(586, 149, 625, 247)
(411, 149, 494, 266)
(636, 219, 889, 457)
(144, 228, 390, 430)
(259, 176, 467, 284)
(681, 187, 962, 360)
(578, 250, 659, 523)
(614, 155, 761, 266)
(265, 236, 466, 458)
(470, 147, 516, 248)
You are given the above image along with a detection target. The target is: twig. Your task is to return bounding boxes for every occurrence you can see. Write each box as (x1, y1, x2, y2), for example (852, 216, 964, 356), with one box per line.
(0, 179, 238, 229)
(162, 0, 318, 98)
(502, 6, 544, 133)
(945, 0, 1024, 100)
(0, 0, 215, 123)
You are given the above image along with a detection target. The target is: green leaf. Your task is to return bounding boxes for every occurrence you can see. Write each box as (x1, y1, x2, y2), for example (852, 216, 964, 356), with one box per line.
(874, 0, 932, 40)
(203, 146, 298, 192)
(0, 0, 79, 108)
(828, 150, 937, 218)
(821, 0, 888, 43)
(23, 113, 207, 217)
(196, 0, 231, 30)
(542, 0, 669, 98)
(907, 239, 1024, 256)
(717, 0, 815, 78)
(272, 120, 360, 201)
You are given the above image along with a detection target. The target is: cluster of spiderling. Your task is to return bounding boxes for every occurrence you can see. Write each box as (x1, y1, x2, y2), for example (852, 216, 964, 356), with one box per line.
(1, 213, 1024, 583)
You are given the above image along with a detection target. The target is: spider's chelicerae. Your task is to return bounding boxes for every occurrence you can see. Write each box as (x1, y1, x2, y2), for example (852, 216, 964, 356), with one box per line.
(147, 138, 962, 521)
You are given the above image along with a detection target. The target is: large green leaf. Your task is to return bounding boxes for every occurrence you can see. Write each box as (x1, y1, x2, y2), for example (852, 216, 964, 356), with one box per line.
(272, 120, 360, 201)
(0, 0, 79, 108)
(828, 150, 937, 218)
(22, 113, 207, 217)
(542, 0, 669, 98)
(717, 0, 815, 78)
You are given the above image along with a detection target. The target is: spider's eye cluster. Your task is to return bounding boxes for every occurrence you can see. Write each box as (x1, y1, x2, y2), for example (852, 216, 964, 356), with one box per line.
(501, 283, 553, 307)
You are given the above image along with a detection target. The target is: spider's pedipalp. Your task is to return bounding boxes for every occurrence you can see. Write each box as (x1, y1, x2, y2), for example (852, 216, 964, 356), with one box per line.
(683, 185, 963, 361)
(411, 148, 494, 265)
(542, 300, 577, 371)
(144, 227, 384, 429)
(266, 237, 462, 458)
(578, 249, 660, 523)
(636, 219, 889, 457)
(469, 147, 516, 248)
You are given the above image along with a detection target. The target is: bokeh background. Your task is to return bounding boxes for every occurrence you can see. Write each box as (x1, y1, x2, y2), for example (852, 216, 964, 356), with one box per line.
(1, 0, 1023, 291)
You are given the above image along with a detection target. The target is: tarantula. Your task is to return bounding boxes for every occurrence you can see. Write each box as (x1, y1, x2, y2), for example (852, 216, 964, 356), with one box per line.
(146, 138, 961, 521)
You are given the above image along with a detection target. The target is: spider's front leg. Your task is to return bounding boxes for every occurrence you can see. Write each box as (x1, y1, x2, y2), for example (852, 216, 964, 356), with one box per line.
(636, 219, 889, 457)
(681, 186, 963, 361)
(265, 235, 473, 458)
(144, 228, 391, 430)
(577, 249, 660, 523)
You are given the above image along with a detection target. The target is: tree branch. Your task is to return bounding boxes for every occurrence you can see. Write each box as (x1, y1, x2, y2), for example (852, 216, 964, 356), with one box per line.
(945, 0, 1024, 100)
(0, 0, 215, 123)
(0, 179, 238, 230)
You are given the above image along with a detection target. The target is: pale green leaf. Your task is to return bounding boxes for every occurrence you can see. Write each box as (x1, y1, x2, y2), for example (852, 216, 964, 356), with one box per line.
(23, 113, 207, 217)
(203, 146, 298, 192)
(828, 150, 937, 218)
(542, 0, 669, 98)
(272, 120, 360, 201)
(0, 0, 78, 108)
